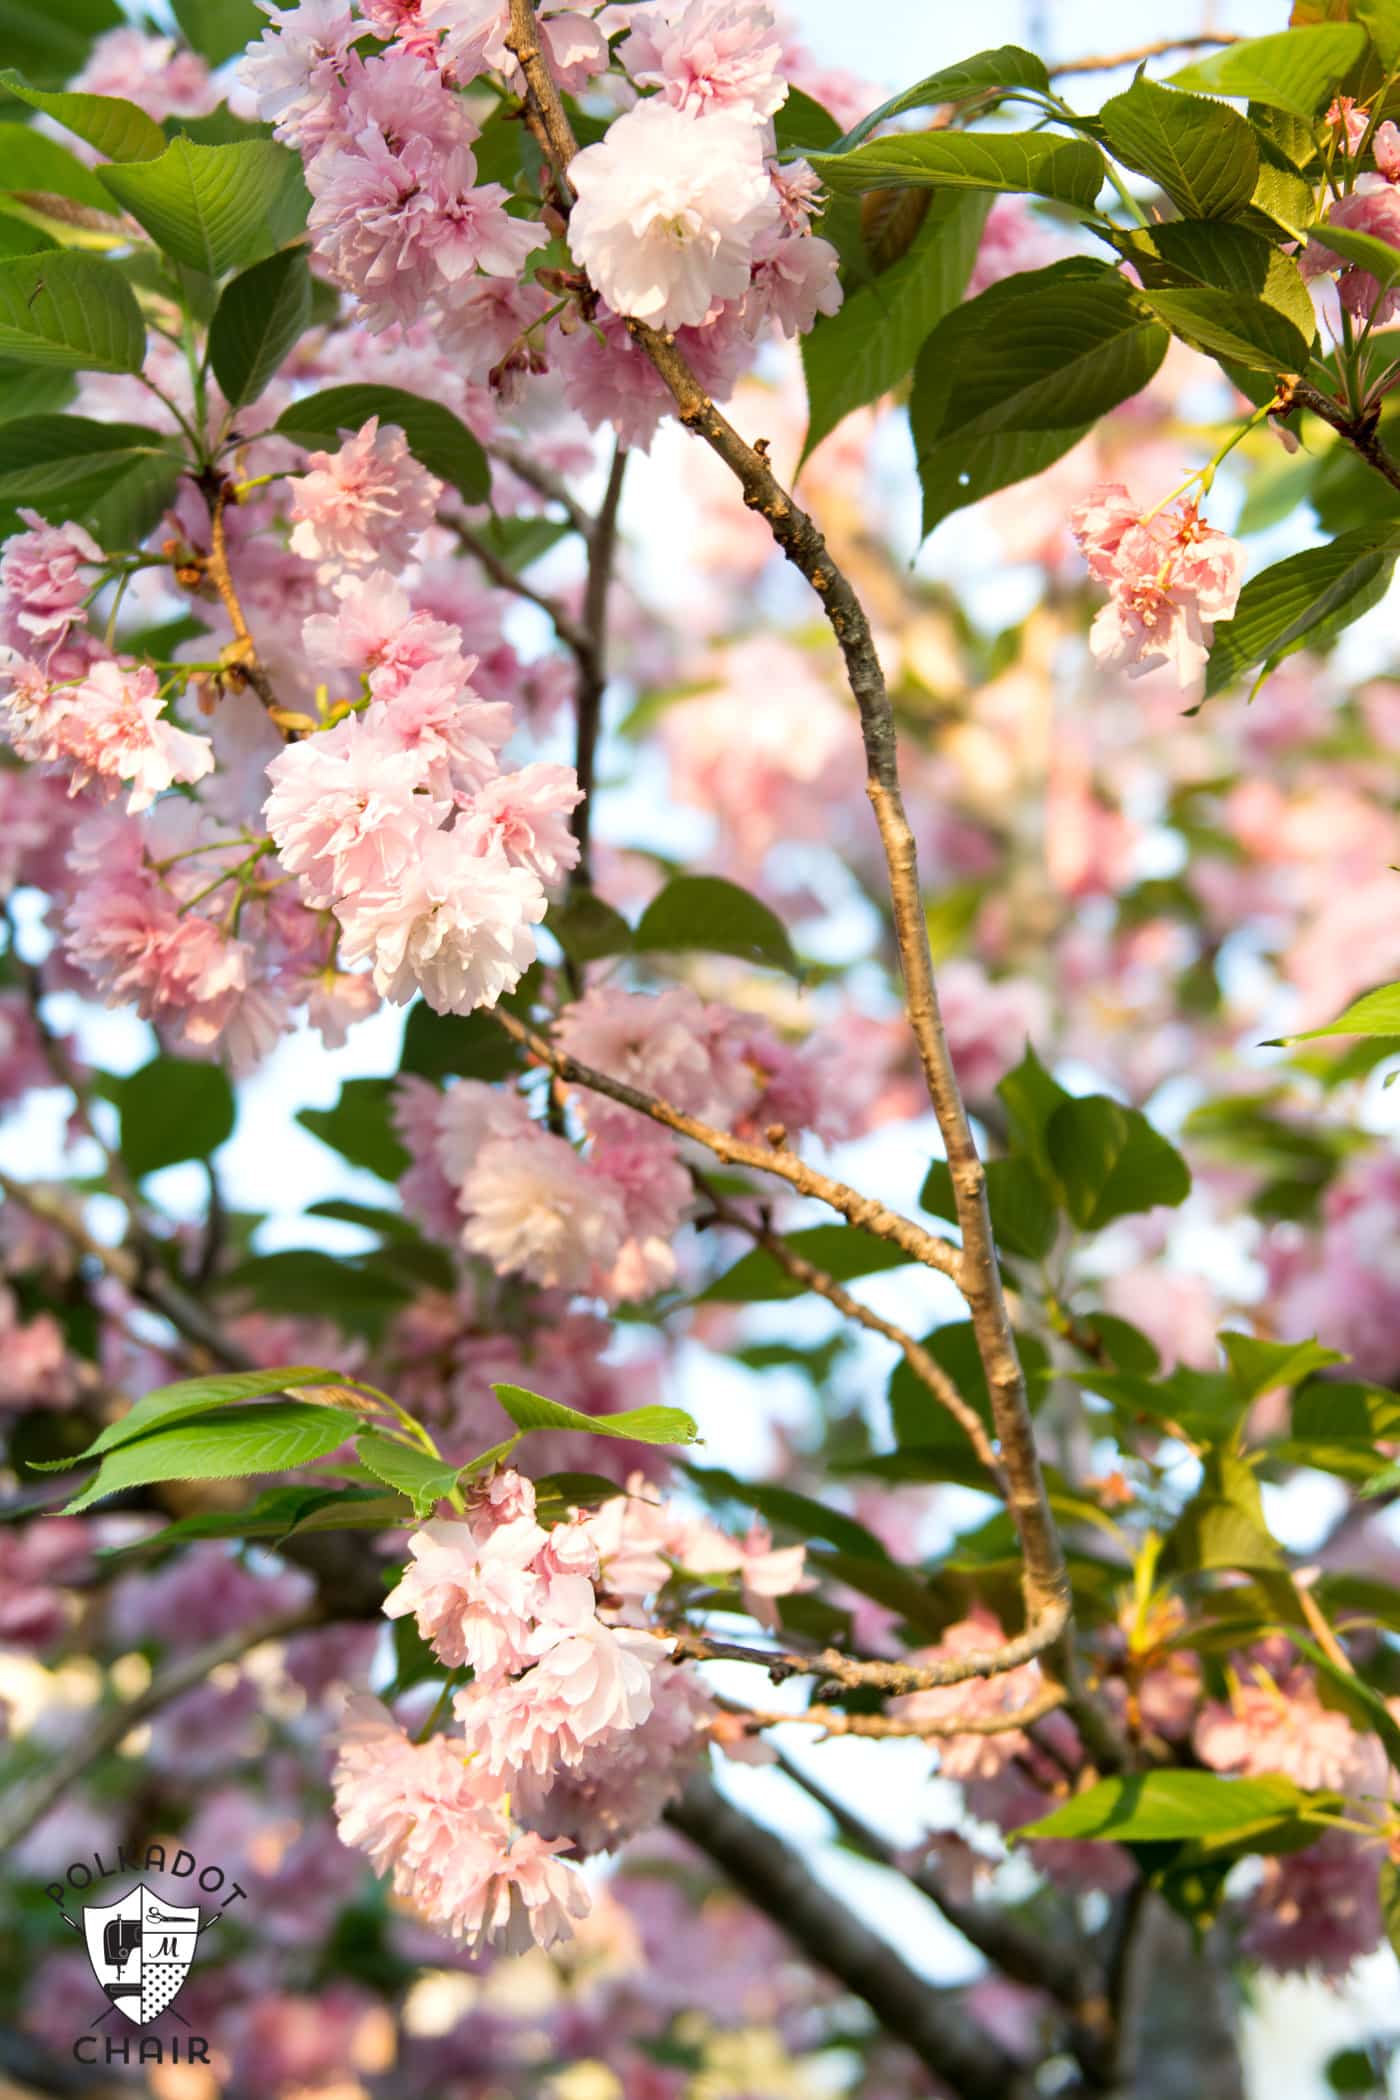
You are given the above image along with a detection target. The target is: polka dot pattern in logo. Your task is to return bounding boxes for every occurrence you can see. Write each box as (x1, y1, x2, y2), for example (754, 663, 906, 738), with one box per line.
(140, 1964, 186, 2021)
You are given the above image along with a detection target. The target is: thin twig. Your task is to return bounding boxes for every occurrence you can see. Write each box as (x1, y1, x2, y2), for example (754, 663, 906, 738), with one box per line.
(1050, 33, 1238, 77)
(693, 1168, 1001, 1476)
(500, 0, 1098, 1762)
(737, 1681, 1069, 1738)
(1282, 377, 1400, 498)
(448, 514, 594, 656)
(0, 1607, 321, 1852)
(196, 472, 281, 713)
(674, 1602, 1066, 1691)
(491, 1005, 963, 1281)
(573, 439, 626, 890)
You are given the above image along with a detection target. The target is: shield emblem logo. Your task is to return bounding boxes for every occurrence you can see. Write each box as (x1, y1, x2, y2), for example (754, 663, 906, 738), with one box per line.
(81, 1883, 201, 2024)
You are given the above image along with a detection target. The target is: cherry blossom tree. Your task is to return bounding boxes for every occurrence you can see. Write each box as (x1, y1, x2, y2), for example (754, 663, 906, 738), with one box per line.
(3, 4, 1400, 2097)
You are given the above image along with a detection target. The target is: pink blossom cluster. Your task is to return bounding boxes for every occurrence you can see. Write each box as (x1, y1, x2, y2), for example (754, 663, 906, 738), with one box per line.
(1069, 482, 1246, 687)
(335, 1466, 806, 1946)
(72, 24, 218, 121)
(1304, 184, 1400, 323)
(393, 984, 853, 1300)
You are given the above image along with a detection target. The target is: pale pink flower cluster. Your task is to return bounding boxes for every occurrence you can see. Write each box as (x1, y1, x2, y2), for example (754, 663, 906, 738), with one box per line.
(340, 1467, 805, 1943)
(1196, 1656, 1389, 1800)
(1240, 1833, 1385, 1976)
(264, 557, 577, 1018)
(1304, 186, 1400, 323)
(288, 417, 442, 578)
(1069, 483, 1246, 688)
(889, 1609, 1046, 1782)
(72, 25, 218, 121)
(394, 983, 852, 1299)
(242, 10, 546, 333)
(1264, 1149, 1400, 1382)
(564, 1, 839, 342)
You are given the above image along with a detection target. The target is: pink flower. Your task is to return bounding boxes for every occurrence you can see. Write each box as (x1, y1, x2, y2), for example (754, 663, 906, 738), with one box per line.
(288, 417, 442, 575)
(625, 0, 787, 121)
(569, 100, 779, 330)
(239, 0, 358, 142)
(1326, 96, 1370, 155)
(456, 762, 583, 887)
(263, 713, 446, 909)
(889, 1611, 1045, 1780)
(1375, 120, 1400, 181)
(385, 1510, 549, 1678)
(937, 959, 1049, 1099)
(555, 983, 730, 1125)
(1305, 186, 1400, 322)
(966, 195, 1064, 299)
(743, 225, 842, 338)
(516, 1662, 714, 1856)
(433, 1075, 535, 1188)
(438, 1, 609, 94)
(335, 831, 546, 1014)
(1070, 482, 1246, 687)
(0, 511, 101, 647)
(0, 1290, 80, 1412)
(1195, 1665, 1388, 1799)
(10, 659, 214, 813)
(73, 26, 217, 121)
(460, 1126, 627, 1290)
(1241, 1834, 1384, 1976)
(463, 1609, 664, 1778)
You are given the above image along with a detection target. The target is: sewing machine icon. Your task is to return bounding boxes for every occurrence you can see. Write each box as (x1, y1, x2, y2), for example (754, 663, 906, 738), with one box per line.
(79, 1887, 202, 2025)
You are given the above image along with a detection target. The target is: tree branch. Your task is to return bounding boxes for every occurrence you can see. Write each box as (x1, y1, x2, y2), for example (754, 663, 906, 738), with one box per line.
(736, 1681, 1069, 1738)
(573, 439, 626, 890)
(665, 1775, 1026, 2100)
(1050, 33, 1238, 77)
(195, 472, 282, 715)
(500, 0, 1095, 1759)
(672, 1600, 1067, 1692)
(1283, 377, 1400, 498)
(491, 1006, 963, 1280)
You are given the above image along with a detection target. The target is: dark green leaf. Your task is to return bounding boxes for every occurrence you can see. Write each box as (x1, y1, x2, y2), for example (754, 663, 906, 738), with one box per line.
(0, 125, 116, 211)
(33, 1365, 350, 1469)
(1170, 25, 1368, 117)
(119, 1055, 235, 1176)
(171, 0, 265, 66)
(355, 1430, 459, 1516)
(685, 1461, 892, 1560)
(1099, 77, 1259, 218)
(1047, 1094, 1190, 1230)
(99, 136, 307, 276)
(1137, 284, 1313, 372)
(919, 1154, 1058, 1261)
(298, 1077, 409, 1182)
(1381, 1857, 1400, 1961)
(835, 47, 1050, 150)
(1122, 218, 1316, 339)
(807, 131, 1106, 208)
(911, 260, 1167, 535)
(997, 1042, 1070, 1181)
(801, 190, 989, 463)
(0, 416, 179, 525)
(1018, 1769, 1307, 1843)
(492, 1382, 699, 1445)
(62, 1400, 363, 1514)
(100, 1484, 391, 1557)
(1293, 1378, 1400, 1443)
(547, 890, 633, 965)
(0, 213, 54, 260)
(217, 1249, 414, 1336)
(1221, 1331, 1346, 1402)
(0, 356, 73, 421)
(0, 0, 122, 88)
(0, 68, 166, 162)
(700, 1225, 915, 1303)
(1206, 528, 1400, 698)
(772, 86, 842, 154)
(275, 383, 489, 504)
(634, 874, 798, 975)
(399, 1003, 520, 1083)
(889, 1321, 1050, 1446)
(1083, 1363, 1247, 1446)
(0, 250, 143, 372)
(208, 244, 311, 408)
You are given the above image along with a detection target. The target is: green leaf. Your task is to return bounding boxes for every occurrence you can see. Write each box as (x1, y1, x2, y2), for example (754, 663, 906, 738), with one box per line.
(399, 1003, 521, 1083)
(547, 889, 633, 966)
(700, 1225, 915, 1303)
(1357, 0, 1400, 68)
(801, 190, 989, 464)
(355, 1431, 460, 1516)
(62, 1400, 363, 1514)
(919, 1154, 1058, 1261)
(835, 47, 1051, 150)
(217, 1249, 416, 1339)
(1122, 218, 1317, 342)
(0, 250, 143, 372)
(772, 85, 842, 155)
(36, 1365, 350, 1469)
(208, 244, 312, 408)
(1083, 1363, 1247, 1446)
(807, 131, 1106, 209)
(171, 0, 265, 66)
(100, 1484, 391, 1556)
(685, 1461, 892, 1561)
(1046, 1094, 1190, 1230)
(0, 213, 54, 261)
(0, 416, 178, 519)
(274, 383, 489, 504)
(1166, 1452, 1284, 1572)
(1018, 1770, 1308, 1844)
(1136, 284, 1313, 373)
(1170, 25, 1368, 118)
(889, 1321, 1050, 1447)
(1381, 1857, 1400, 1962)
(911, 260, 1167, 535)
(1098, 77, 1259, 219)
(0, 0, 122, 88)
(1293, 1378, 1400, 1444)
(1205, 528, 1400, 698)
(634, 874, 798, 975)
(998, 1042, 1070, 1182)
(492, 1382, 699, 1446)
(297, 1077, 409, 1182)
(0, 68, 166, 162)
(0, 125, 116, 211)
(1221, 1331, 1346, 1402)
(1271, 980, 1400, 1044)
(119, 1055, 235, 1176)
(98, 136, 307, 277)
